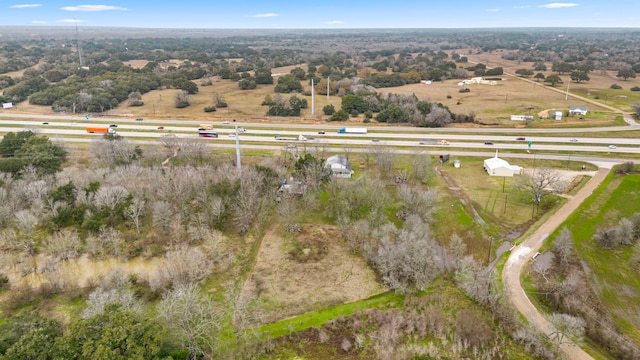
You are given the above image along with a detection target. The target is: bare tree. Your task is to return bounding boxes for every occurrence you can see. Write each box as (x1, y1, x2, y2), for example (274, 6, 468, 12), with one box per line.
(547, 313, 586, 354)
(517, 168, 564, 215)
(233, 167, 265, 234)
(368, 215, 445, 292)
(156, 245, 213, 289)
(554, 227, 574, 268)
(13, 209, 39, 254)
(124, 197, 145, 234)
(373, 144, 396, 180)
(409, 152, 432, 183)
(157, 283, 221, 359)
(532, 252, 555, 283)
(43, 229, 81, 260)
(93, 185, 130, 226)
(396, 184, 438, 221)
(152, 200, 173, 234)
(82, 287, 143, 319)
(632, 101, 640, 118)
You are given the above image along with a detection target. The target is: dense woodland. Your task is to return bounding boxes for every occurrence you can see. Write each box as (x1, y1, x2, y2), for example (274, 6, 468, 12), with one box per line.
(1, 28, 640, 359)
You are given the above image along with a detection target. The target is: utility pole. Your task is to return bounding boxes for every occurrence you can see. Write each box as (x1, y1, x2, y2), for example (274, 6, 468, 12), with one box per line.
(235, 124, 241, 172)
(311, 78, 314, 115)
(327, 77, 330, 100)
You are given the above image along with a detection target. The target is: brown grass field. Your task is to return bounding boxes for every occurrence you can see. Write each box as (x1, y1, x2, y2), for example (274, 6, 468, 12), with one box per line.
(12, 57, 639, 128)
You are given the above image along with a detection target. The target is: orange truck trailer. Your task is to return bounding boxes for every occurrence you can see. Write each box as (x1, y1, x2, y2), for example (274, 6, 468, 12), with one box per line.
(86, 127, 115, 134)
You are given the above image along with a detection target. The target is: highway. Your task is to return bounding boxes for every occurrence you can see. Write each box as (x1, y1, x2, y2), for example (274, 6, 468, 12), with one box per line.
(2, 119, 640, 156)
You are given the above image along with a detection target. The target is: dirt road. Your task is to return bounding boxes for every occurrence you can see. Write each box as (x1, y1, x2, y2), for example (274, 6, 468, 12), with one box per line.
(503, 168, 610, 360)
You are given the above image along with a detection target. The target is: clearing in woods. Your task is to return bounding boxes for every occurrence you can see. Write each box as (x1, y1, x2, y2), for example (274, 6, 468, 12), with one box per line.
(238, 224, 385, 325)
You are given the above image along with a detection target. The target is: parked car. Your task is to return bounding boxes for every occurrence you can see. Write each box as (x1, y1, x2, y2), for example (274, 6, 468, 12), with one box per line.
(570, 138, 578, 142)
(608, 145, 617, 149)
(135, 117, 143, 121)
(516, 137, 526, 141)
(109, 124, 118, 128)
(157, 126, 164, 130)
(484, 141, 494, 145)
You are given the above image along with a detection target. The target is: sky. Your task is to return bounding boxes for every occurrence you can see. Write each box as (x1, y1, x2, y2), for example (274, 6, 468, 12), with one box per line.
(1, 1, 639, 29)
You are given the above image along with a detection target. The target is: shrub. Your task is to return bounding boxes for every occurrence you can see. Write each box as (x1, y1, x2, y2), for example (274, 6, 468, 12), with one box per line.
(610, 83, 622, 89)
(203, 106, 216, 113)
(175, 101, 189, 108)
(129, 100, 144, 107)
(631, 86, 640, 92)
(458, 88, 471, 93)
(330, 110, 349, 121)
(322, 104, 335, 115)
(446, 95, 452, 99)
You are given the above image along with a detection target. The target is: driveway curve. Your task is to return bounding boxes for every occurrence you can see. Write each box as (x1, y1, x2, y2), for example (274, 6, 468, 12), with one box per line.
(503, 167, 610, 360)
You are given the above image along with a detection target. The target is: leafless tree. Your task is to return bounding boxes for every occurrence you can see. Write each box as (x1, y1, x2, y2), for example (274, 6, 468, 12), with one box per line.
(42, 229, 81, 261)
(82, 287, 143, 319)
(277, 195, 299, 227)
(13, 210, 39, 254)
(455, 256, 500, 306)
(124, 197, 145, 234)
(633, 101, 640, 118)
(553, 227, 575, 268)
(409, 152, 432, 183)
(532, 252, 555, 283)
(423, 104, 453, 127)
(517, 168, 564, 215)
(152, 200, 173, 234)
(396, 184, 438, 221)
(368, 215, 445, 292)
(547, 313, 586, 354)
(93, 185, 130, 226)
(233, 167, 265, 234)
(175, 90, 190, 107)
(156, 245, 212, 289)
(157, 283, 221, 359)
(373, 144, 396, 180)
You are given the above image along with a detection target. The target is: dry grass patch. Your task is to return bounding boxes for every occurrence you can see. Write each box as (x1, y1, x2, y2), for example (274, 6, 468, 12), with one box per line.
(239, 224, 385, 324)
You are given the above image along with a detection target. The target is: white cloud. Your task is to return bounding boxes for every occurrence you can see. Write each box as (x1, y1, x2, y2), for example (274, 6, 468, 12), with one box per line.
(10, 4, 42, 8)
(31, 20, 46, 24)
(325, 20, 344, 24)
(57, 18, 85, 23)
(539, 3, 579, 8)
(486, 8, 501, 12)
(61, 5, 128, 12)
(251, 13, 278, 18)
(513, 5, 532, 9)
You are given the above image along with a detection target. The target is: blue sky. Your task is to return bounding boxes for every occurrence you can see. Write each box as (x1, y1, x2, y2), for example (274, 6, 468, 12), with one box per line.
(2, 1, 639, 28)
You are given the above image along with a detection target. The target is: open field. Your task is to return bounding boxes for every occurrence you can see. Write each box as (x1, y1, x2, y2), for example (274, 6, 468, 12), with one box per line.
(7, 59, 632, 130)
(239, 223, 385, 325)
(551, 172, 640, 343)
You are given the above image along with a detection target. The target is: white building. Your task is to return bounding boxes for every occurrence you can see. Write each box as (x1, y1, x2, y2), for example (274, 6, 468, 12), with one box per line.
(326, 155, 354, 178)
(483, 151, 523, 177)
(554, 111, 563, 121)
(569, 106, 588, 116)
